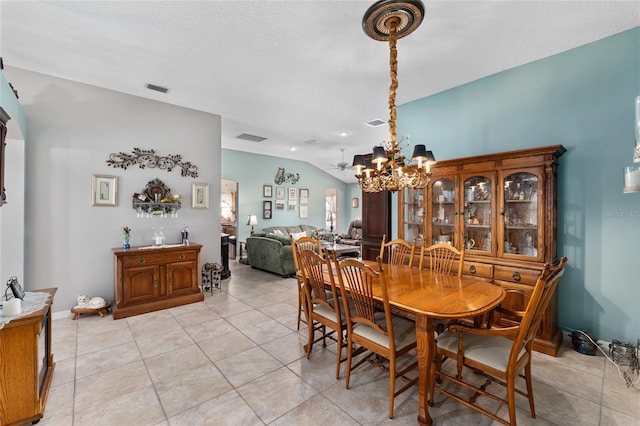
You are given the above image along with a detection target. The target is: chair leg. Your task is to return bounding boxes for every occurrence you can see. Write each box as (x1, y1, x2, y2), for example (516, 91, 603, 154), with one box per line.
(345, 335, 353, 389)
(524, 361, 536, 418)
(335, 330, 342, 380)
(388, 359, 396, 419)
(429, 354, 441, 406)
(507, 374, 517, 426)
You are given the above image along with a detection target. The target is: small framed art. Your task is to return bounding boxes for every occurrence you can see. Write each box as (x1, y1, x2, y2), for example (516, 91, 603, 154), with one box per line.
(263, 200, 272, 219)
(91, 174, 118, 207)
(192, 183, 209, 209)
(263, 184, 272, 198)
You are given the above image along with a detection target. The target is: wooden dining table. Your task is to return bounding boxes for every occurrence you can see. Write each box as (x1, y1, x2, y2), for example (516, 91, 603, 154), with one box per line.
(347, 260, 506, 425)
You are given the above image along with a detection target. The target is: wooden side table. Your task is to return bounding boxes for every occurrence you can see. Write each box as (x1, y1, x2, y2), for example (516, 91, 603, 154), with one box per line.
(238, 240, 248, 264)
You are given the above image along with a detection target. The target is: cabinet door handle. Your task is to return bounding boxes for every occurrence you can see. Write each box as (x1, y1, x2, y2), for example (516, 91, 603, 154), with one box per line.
(179, 253, 186, 260)
(513, 271, 521, 282)
(139, 256, 145, 264)
(469, 265, 476, 275)
(168, 276, 173, 285)
(153, 276, 158, 286)
(500, 209, 505, 216)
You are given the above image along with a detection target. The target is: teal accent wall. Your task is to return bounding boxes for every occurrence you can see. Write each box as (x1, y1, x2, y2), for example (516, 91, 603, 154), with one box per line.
(222, 149, 349, 238)
(0, 72, 26, 137)
(398, 28, 640, 343)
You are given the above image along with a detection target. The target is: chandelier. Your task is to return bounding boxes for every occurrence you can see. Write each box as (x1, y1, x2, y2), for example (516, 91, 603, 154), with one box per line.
(353, 0, 435, 193)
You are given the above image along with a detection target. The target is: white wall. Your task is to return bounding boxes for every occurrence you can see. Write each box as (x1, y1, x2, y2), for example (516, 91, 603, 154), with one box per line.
(0, 136, 25, 283)
(5, 67, 221, 315)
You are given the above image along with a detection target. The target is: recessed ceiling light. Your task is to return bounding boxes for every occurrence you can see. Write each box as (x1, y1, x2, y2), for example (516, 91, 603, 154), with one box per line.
(365, 119, 387, 127)
(339, 131, 349, 137)
(290, 147, 297, 152)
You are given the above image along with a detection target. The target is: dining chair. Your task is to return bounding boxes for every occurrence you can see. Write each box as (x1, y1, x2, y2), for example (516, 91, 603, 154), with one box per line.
(291, 235, 322, 330)
(298, 247, 346, 380)
(335, 256, 418, 419)
(379, 234, 418, 267)
(430, 256, 568, 426)
(419, 243, 464, 276)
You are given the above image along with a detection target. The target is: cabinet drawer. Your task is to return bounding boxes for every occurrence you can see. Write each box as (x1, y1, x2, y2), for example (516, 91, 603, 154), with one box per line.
(462, 261, 493, 278)
(494, 265, 540, 284)
(121, 250, 197, 267)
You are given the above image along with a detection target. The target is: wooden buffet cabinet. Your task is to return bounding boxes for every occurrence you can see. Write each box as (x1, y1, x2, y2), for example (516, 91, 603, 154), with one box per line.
(113, 243, 204, 319)
(398, 145, 566, 356)
(0, 288, 56, 426)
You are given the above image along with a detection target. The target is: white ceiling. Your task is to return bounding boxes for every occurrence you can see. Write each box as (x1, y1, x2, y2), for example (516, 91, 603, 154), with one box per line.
(1, 1, 639, 183)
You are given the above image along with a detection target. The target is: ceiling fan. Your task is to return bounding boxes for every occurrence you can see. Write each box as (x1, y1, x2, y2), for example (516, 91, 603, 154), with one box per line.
(327, 148, 350, 172)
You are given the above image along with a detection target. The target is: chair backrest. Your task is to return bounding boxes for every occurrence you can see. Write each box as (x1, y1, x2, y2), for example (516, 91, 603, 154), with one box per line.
(298, 248, 340, 313)
(345, 220, 363, 240)
(291, 235, 322, 271)
(420, 243, 464, 276)
(335, 257, 396, 349)
(505, 257, 567, 363)
(379, 234, 417, 267)
(488, 257, 567, 366)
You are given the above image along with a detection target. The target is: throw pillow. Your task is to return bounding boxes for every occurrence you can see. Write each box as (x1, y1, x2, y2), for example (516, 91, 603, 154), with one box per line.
(291, 231, 306, 242)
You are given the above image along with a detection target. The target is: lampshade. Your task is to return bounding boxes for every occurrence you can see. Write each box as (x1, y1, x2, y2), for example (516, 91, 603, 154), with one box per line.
(246, 215, 258, 226)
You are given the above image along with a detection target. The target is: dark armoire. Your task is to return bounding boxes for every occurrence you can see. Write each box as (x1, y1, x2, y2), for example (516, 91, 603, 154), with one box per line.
(360, 190, 391, 260)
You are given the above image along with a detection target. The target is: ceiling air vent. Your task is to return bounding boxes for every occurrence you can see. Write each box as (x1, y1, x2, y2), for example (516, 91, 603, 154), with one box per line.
(365, 119, 387, 127)
(236, 133, 267, 143)
(146, 83, 169, 93)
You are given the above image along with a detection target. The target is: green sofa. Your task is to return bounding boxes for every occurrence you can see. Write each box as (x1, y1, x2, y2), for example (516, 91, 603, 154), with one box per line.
(246, 224, 318, 277)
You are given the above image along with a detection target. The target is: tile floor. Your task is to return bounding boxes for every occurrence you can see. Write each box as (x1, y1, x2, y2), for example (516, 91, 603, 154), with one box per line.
(41, 261, 639, 426)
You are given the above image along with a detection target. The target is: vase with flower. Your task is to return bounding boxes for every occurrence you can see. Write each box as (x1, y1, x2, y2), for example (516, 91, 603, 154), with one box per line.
(123, 226, 131, 249)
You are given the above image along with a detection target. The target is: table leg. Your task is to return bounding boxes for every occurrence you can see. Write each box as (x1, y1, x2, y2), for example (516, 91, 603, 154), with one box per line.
(416, 315, 433, 425)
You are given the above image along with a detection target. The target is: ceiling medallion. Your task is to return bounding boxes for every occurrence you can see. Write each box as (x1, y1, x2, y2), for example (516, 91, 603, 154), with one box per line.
(353, 0, 435, 193)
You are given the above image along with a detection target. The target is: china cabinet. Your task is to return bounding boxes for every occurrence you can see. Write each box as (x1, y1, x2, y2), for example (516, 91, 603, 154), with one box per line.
(398, 145, 566, 355)
(112, 243, 203, 319)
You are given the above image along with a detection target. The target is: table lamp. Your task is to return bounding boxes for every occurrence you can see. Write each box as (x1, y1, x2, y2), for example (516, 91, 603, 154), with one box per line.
(247, 215, 258, 234)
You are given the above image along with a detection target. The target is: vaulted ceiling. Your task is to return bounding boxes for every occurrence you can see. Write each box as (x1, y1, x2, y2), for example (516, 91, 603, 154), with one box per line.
(2, 1, 638, 182)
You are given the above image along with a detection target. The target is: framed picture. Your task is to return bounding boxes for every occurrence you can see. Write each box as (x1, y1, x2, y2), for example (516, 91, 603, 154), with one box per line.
(263, 184, 272, 198)
(299, 205, 308, 218)
(276, 200, 285, 210)
(91, 174, 117, 206)
(288, 200, 296, 211)
(352, 197, 359, 208)
(276, 186, 285, 200)
(299, 188, 309, 205)
(192, 183, 209, 209)
(288, 187, 297, 201)
(263, 200, 272, 219)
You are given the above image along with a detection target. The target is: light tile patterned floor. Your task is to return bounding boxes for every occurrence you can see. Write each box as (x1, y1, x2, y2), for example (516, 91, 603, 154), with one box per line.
(42, 262, 640, 425)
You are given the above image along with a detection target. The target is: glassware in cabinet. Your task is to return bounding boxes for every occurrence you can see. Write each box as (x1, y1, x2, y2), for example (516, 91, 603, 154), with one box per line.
(430, 178, 456, 245)
(401, 187, 425, 245)
(462, 175, 494, 254)
(502, 171, 540, 258)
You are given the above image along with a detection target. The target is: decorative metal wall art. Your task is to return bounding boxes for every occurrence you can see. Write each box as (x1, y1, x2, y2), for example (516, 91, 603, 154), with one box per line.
(274, 167, 299, 185)
(132, 178, 181, 217)
(107, 148, 199, 178)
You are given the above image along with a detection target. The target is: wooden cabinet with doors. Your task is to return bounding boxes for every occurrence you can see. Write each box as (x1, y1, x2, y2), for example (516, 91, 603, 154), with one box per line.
(361, 190, 391, 261)
(398, 145, 566, 355)
(0, 288, 56, 426)
(113, 243, 204, 319)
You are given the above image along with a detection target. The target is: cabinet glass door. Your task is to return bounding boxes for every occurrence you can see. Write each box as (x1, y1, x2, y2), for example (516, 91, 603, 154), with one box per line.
(502, 171, 539, 258)
(463, 175, 493, 254)
(430, 178, 456, 245)
(402, 187, 425, 245)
